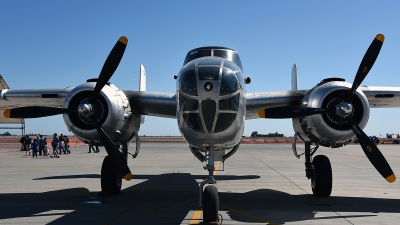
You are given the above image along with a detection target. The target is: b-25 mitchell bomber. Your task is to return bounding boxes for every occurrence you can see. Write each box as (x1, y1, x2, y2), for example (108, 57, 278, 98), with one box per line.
(1, 34, 399, 223)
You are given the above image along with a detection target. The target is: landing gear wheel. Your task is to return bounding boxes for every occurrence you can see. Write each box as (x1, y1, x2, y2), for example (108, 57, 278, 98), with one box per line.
(99, 155, 122, 196)
(311, 155, 332, 197)
(203, 185, 219, 223)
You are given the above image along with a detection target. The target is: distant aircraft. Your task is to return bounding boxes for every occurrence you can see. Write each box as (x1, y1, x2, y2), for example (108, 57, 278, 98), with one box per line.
(1, 34, 399, 223)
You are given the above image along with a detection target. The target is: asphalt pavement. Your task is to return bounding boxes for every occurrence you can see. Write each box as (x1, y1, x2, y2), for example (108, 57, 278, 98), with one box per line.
(0, 142, 400, 224)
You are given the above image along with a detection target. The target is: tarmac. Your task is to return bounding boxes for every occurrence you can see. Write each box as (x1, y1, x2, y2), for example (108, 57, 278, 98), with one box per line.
(1, 142, 400, 224)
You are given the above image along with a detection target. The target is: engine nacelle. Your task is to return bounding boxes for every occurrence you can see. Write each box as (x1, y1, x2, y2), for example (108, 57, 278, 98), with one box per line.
(62, 81, 141, 144)
(292, 78, 370, 148)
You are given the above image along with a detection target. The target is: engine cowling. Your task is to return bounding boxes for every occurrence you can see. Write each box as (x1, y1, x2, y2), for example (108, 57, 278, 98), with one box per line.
(292, 78, 370, 148)
(62, 81, 141, 144)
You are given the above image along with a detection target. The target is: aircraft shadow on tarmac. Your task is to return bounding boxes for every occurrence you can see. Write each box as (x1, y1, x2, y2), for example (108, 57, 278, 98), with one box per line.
(1, 173, 399, 224)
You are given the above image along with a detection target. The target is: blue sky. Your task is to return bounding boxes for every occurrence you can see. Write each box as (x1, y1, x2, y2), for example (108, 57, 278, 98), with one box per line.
(1, 1, 400, 138)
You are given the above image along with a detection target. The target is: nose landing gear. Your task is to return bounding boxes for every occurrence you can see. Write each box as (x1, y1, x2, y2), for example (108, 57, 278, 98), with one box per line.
(198, 145, 221, 224)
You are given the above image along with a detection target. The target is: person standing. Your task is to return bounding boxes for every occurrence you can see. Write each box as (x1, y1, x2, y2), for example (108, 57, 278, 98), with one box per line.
(31, 139, 39, 158)
(19, 136, 26, 151)
(52, 133, 59, 157)
(42, 136, 48, 156)
(37, 135, 42, 156)
(95, 143, 100, 153)
(25, 135, 32, 155)
(59, 133, 65, 154)
(88, 141, 95, 153)
(65, 136, 71, 154)
(372, 135, 379, 146)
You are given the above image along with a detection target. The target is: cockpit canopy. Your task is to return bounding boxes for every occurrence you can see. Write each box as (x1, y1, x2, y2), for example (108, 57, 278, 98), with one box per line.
(183, 46, 243, 71)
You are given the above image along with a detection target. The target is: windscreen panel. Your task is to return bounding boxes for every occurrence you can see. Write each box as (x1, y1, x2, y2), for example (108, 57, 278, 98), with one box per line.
(198, 67, 220, 81)
(220, 69, 239, 96)
(179, 68, 198, 96)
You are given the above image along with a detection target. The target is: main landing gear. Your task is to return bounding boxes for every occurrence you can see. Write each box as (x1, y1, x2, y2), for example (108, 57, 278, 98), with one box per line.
(304, 141, 332, 197)
(99, 141, 129, 196)
(99, 132, 140, 196)
(293, 134, 332, 197)
(198, 145, 220, 223)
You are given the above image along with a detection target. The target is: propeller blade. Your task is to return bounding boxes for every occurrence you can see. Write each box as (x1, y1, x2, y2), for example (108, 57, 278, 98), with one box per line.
(344, 34, 384, 103)
(258, 106, 336, 119)
(4, 107, 76, 118)
(89, 36, 128, 103)
(347, 117, 395, 183)
(88, 114, 132, 181)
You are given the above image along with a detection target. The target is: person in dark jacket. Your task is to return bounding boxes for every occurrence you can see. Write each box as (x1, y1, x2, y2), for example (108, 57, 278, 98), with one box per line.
(31, 139, 39, 158)
(25, 135, 32, 155)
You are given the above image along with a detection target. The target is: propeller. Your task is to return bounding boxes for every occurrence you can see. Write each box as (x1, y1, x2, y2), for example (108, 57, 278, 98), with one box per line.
(4, 107, 77, 118)
(344, 34, 384, 103)
(88, 36, 127, 104)
(259, 34, 395, 183)
(4, 36, 132, 181)
(347, 117, 395, 183)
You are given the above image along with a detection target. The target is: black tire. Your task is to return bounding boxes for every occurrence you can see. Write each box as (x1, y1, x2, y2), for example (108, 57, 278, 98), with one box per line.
(100, 156, 122, 196)
(203, 185, 219, 223)
(311, 155, 332, 197)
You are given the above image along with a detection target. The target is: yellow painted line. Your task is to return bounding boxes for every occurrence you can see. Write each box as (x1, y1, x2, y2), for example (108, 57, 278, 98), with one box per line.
(214, 161, 221, 176)
(189, 161, 221, 224)
(220, 202, 281, 225)
(188, 209, 203, 225)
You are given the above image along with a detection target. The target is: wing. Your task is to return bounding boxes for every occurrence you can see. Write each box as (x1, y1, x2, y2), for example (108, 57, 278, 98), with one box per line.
(361, 86, 400, 108)
(123, 90, 176, 119)
(245, 90, 307, 119)
(0, 87, 73, 109)
(0, 88, 177, 119)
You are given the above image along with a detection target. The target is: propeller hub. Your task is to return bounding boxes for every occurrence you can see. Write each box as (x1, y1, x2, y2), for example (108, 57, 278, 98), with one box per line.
(78, 103, 93, 116)
(336, 102, 353, 118)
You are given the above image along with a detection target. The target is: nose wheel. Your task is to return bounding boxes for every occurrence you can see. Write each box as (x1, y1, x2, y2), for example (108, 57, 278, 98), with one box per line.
(203, 185, 219, 222)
